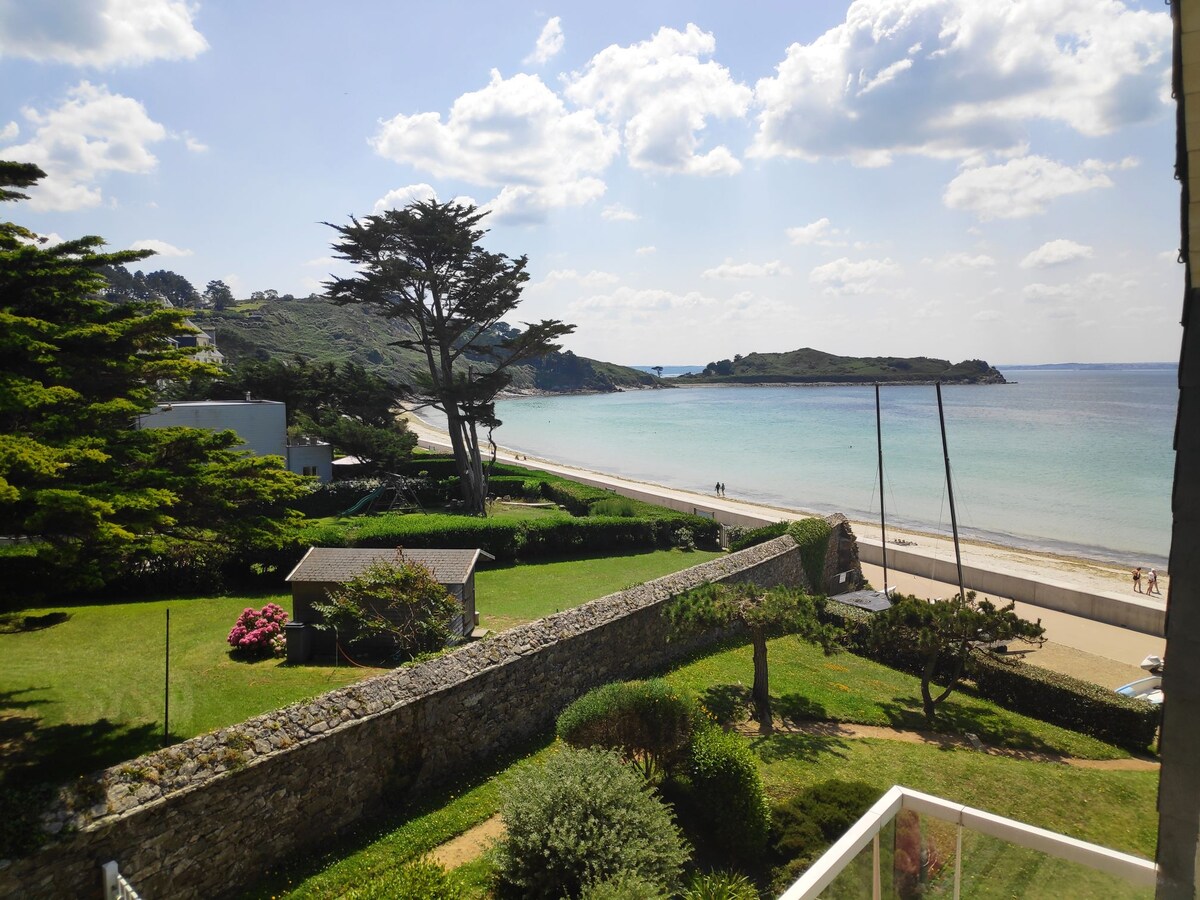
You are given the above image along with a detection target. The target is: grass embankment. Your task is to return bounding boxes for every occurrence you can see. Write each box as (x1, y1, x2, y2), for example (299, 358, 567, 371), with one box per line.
(0, 548, 716, 784)
(254, 635, 1158, 899)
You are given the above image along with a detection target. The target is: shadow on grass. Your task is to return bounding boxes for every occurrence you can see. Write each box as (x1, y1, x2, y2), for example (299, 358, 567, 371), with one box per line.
(750, 731, 853, 765)
(875, 694, 1062, 755)
(776, 693, 829, 725)
(0, 612, 70, 634)
(1, 713, 168, 787)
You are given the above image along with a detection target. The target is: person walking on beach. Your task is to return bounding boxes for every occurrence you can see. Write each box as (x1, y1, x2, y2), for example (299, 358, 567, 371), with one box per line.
(715, 481, 721, 496)
(719, 482, 725, 496)
(1147, 569, 1160, 595)
(1133, 566, 1142, 593)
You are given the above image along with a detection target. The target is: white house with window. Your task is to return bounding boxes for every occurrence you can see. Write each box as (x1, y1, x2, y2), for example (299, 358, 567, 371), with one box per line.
(138, 398, 333, 482)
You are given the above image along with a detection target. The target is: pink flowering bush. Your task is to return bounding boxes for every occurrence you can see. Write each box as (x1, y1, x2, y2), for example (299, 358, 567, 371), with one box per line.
(227, 603, 289, 657)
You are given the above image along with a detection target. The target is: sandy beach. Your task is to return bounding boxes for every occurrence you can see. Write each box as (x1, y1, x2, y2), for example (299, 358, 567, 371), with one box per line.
(401, 409, 1167, 688)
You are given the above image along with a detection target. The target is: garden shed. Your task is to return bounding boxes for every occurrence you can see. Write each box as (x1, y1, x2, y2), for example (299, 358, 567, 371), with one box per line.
(285, 546, 493, 661)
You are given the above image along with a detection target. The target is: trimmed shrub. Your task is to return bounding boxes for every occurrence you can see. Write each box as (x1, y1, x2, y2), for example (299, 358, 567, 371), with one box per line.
(493, 747, 690, 899)
(685, 726, 770, 865)
(728, 521, 789, 553)
(786, 518, 832, 591)
(771, 779, 880, 864)
(557, 680, 702, 780)
(345, 858, 458, 899)
(581, 872, 670, 900)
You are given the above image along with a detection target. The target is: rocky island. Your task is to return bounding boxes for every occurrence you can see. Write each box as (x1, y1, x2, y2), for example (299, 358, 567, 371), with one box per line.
(675, 348, 1006, 385)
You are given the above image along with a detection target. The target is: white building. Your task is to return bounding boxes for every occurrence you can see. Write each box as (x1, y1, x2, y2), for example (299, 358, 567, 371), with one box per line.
(138, 399, 333, 482)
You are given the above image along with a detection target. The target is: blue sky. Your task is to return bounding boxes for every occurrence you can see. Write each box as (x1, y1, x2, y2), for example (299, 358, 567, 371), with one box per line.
(0, 0, 1180, 365)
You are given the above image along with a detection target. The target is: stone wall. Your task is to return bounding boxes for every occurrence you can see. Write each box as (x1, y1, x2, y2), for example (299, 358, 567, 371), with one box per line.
(1, 535, 816, 900)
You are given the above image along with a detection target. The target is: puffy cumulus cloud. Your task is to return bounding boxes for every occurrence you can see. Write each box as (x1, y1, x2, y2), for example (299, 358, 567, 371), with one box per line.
(0, 121, 17, 141)
(182, 133, 207, 153)
(635, 245, 656, 256)
(4, 81, 167, 210)
(129, 238, 191, 256)
(0, 0, 207, 67)
(565, 24, 751, 176)
(943, 156, 1114, 219)
(751, 0, 1170, 165)
(702, 259, 792, 279)
(524, 16, 563, 65)
(601, 203, 638, 221)
(1025, 271, 1136, 304)
(787, 217, 846, 246)
(373, 183, 438, 214)
(809, 256, 900, 295)
(973, 309, 1002, 322)
(372, 69, 616, 221)
(1020, 239, 1094, 268)
(931, 252, 996, 270)
(571, 285, 715, 315)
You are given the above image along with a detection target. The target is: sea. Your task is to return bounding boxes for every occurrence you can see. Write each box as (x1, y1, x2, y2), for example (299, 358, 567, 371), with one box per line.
(476, 366, 1177, 568)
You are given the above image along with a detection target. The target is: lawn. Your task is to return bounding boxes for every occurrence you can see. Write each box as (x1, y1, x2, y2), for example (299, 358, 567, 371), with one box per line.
(250, 633, 1158, 899)
(476, 548, 724, 630)
(0, 594, 385, 784)
(0, 548, 720, 785)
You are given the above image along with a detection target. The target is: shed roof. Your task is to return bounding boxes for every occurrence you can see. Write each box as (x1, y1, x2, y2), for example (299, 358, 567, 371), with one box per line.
(285, 546, 493, 586)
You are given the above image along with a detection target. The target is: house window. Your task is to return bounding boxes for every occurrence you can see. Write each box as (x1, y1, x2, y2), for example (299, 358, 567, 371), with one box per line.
(302, 466, 318, 477)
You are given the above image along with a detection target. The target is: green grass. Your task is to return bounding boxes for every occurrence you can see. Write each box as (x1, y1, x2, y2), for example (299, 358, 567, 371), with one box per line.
(476, 548, 724, 630)
(664, 636, 1129, 760)
(0, 594, 384, 784)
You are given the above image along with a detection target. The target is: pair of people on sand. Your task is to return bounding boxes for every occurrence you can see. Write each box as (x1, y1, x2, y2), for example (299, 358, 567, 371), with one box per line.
(1133, 566, 1160, 595)
(714, 482, 725, 496)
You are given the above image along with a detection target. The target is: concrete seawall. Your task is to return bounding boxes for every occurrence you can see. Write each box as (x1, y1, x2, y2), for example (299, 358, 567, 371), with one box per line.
(857, 538, 1165, 637)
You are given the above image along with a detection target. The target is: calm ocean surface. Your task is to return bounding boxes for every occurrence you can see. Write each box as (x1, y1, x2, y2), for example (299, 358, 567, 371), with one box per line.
(477, 368, 1176, 566)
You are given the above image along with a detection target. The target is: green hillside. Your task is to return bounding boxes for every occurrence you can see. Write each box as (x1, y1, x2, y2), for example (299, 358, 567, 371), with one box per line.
(678, 347, 1006, 384)
(192, 297, 658, 394)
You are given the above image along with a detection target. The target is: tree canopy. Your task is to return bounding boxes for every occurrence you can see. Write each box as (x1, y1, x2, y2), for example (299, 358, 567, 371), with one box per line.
(0, 161, 309, 597)
(325, 200, 574, 514)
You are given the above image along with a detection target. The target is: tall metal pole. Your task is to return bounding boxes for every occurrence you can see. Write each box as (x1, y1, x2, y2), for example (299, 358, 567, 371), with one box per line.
(936, 383, 967, 601)
(164, 608, 170, 745)
(875, 384, 889, 595)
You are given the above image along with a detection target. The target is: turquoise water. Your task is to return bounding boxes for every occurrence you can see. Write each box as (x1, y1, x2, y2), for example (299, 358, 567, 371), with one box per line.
(484, 368, 1176, 565)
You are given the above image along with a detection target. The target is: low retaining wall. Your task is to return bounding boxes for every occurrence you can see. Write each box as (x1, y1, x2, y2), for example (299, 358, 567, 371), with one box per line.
(857, 539, 1166, 636)
(1, 536, 810, 900)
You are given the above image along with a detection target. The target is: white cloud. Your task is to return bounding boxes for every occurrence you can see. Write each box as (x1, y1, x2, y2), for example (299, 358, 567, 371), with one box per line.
(539, 269, 620, 286)
(129, 238, 191, 257)
(787, 217, 850, 247)
(1023, 283, 1075, 301)
(3, 81, 168, 210)
(0, 0, 207, 67)
(933, 252, 996, 270)
(372, 69, 617, 221)
(565, 24, 752, 176)
(0, 121, 17, 141)
(1020, 239, 1094, 268)
(702, 259, 792, 279)
(751, 0, 1170, 165)
(183, 134, 208, 153)
(524, 16, 564, 65)
(601, 203, 638, 221)
(973, 310, 1002, 322)
(809, 256, 901, 295)
(635, 245, 656, 256)
(572, 286, 715, 314)
(373, 183, 438, 214)
(943, 156, 1114, 219)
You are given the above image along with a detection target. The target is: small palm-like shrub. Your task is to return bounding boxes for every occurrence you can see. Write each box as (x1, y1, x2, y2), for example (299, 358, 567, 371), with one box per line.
(492, 747, 690, 899)
(681, 871, 760, 899)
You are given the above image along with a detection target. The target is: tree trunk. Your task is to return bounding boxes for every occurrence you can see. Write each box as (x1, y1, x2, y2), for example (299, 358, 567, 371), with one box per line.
(444, 404, 488, 515)
(752, 628, 772, 725)
(920, 654, 938, 724)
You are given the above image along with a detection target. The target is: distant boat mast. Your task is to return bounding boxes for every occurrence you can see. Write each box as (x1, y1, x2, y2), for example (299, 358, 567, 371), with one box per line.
(935, 382, 967, 601)
(875, 383, 889, 596)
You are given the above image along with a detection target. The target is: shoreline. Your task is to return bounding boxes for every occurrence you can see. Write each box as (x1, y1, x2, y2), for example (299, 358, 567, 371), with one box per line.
(399, 408, 1168, 682)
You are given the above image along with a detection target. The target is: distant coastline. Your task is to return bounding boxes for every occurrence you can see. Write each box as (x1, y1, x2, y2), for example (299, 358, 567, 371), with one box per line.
(998, 362, 1177, 371)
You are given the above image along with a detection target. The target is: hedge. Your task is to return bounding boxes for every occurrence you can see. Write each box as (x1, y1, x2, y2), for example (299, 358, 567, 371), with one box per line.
(728, 522, 789, 553)
(824, 599, 1159, 752)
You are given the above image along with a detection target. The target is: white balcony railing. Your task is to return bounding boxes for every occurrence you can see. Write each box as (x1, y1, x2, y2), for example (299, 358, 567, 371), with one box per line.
(779, 785, 1157, 900)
